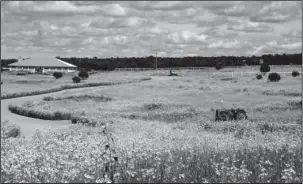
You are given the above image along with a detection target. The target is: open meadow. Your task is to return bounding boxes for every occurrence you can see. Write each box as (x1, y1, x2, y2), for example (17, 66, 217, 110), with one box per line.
(1, 66, 302, 183)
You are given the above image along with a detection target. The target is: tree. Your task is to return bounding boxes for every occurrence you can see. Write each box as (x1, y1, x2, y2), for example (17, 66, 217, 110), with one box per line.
(215, 62, 223, 70)
(78, 70, 89, 79)
(260, 63, 270, 74)
(72, 76, 81, 83)
(53, 72, 63, 79)
(268, 73, 281, 82)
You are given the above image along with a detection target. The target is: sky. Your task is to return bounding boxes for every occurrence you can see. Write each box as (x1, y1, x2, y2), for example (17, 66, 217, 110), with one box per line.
(1, 1, 302, 59)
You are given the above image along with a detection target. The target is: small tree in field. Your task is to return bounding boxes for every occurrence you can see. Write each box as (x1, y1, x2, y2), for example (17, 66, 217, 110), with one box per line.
(292, 70, 300, 77)
(256, 73, 263, 80)
(260, 63, 270, 74)
(78, 70, 89, 79)
(268, 72, 281, 82)
(215, 62, 223, 70)
(72, 76, 81, 83)
(53, 72, 63, 79)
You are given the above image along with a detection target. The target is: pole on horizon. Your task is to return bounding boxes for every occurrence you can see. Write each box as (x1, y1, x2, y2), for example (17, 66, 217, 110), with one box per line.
(156, 52, 157, 70)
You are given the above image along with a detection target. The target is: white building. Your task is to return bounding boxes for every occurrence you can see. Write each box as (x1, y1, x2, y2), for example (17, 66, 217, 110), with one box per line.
(8, 56, 77, 74)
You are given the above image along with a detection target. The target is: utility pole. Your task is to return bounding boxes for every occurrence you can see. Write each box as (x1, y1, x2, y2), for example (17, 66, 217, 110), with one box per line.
(155, 52, 157, 70)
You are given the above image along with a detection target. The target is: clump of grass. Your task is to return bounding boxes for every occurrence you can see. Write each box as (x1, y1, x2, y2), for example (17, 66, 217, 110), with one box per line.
(143, 103, 163, 110)
(199, 86, 211, 90)
(220, 77, 234, 81)
(43, 96, 54, 101)
(71, 116, 101, 127)
(44, 95, 112, 102)
(8, 104, 71, 120)
(1, 120, 21, 138)
(261, 90, 301, 97)
(287, 100, 302, 110)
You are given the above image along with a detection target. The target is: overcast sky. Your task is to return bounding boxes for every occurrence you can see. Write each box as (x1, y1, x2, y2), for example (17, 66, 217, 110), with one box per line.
(1, 1, 302, 59)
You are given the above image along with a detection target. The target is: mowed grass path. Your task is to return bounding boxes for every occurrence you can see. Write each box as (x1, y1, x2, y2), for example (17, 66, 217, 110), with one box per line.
(1, 72, 152, 138)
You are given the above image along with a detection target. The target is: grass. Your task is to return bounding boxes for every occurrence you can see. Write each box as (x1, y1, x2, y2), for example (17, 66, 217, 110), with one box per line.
(1, 66, 302, 183)
(43, 95, 112, 102)
(1, 124, 301, 183)
(1, 76, 151, 99)
(261, 90, 302, 97)
(8, 103, 72, 120)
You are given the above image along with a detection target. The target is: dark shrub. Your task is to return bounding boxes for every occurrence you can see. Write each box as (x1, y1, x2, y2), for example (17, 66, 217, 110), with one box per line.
(268, 72, 281, 82)
(260, 63, 270, 73)
(72, 76, 81, 83)
(78, 70, 89, 79)
(215, 62, 222, 70)
(43, 96, 54, 101)
(17, 72, 26, 76)
(53, 72, 63, 79)
(292, 70, 300, 77)
(256, 73, 263, 80)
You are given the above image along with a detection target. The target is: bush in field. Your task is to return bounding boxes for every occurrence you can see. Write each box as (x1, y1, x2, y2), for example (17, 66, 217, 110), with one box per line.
(17, 72, 26, 76)
(53, 72, 63, 79)
(215, 62, 222, 70)
(268, 72, 281, 82)
(1, 120, 21, 138)
(72, 76, 81, 83)
(260, 63, 270, 73)
(43, 96, 54, 101)
(256, 73, 263, 80)
(78, 70, 89, 79)
(292, 70, 300, 77)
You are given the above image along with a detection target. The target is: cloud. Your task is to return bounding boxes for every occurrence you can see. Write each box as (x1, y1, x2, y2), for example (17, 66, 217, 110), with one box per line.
(252, 40, 302, 56)
(5, 1, 101, 16)
(195, 14, 228, 27)
(99, 3, 128, 17)
(165, 31, 208, 45)
(208, 39, 241, 49)
(228, 20, 274, 33)
(203, 27, 239, 38)
(89, 16, 155, 29)
(1, 1, 301, 58)
(250, 1, 301, 23)
(282, 29, 301, 38)
(130, 1, 192, 11)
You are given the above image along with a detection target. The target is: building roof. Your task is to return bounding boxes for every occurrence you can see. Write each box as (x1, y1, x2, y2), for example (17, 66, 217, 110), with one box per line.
(8, 57, 77, 68)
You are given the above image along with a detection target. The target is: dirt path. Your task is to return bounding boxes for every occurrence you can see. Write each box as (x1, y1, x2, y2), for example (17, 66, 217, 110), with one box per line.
(1, 93, 71, 139)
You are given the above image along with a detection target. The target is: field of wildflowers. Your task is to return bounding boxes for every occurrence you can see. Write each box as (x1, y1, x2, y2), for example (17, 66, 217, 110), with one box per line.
(1, 124, 301, 183)
(1, 67, 302, 183)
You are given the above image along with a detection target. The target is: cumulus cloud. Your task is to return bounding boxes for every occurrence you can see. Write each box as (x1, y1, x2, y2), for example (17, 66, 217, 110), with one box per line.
(252, 40, 302, 56)
(165, 31, 208, 45)
(250, 1, 301, 23)
(227, 20, 274, 33)
(89, 16, 155, 29)
(130, 1, 192, 11)
(1, 1, 301, 58)
(208, 39, 241, 49)
(282, 29, 301, 38)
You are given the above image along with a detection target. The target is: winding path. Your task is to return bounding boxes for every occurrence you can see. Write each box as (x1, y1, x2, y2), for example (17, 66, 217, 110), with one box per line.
(1, 78, 154, 139)
(2, 91, 71, 139)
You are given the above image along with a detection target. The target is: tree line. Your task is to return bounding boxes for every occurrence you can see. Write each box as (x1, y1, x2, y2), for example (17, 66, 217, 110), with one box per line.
(1, 53, 301, 71)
